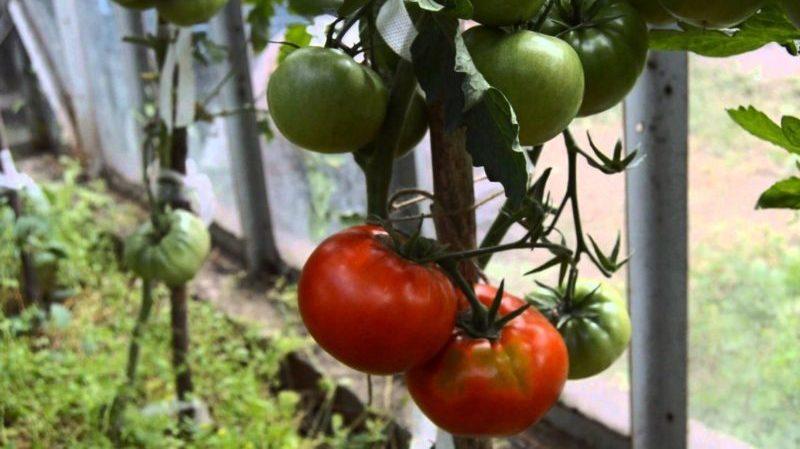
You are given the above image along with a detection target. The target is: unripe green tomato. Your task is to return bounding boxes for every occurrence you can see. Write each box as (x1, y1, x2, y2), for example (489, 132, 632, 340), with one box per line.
(156, 0, 229, 26)
(112, 0, 157, 10)
(658, 0, 764, 29)
(463, 27, 584, 146)
(268, 47, 389, 154)
(543, 0, 649, 117)
(624, 0, 674, 25)
(470, 0, 547, 26)
(124, 210, 211, 287)
(534, 283, 631, 380)
(782, 0, 800, 28)
(287, 0, 343, 16)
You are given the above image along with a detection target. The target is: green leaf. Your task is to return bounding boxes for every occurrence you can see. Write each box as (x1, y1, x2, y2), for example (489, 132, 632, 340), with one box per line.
(245, 0, 280, 52)
(757, 177, 800, 209)
(728, 106, 800, 155)
(411, 13, 527, 206)
(649, 5, 800, 57)
(411, 14, 465, 130)
(278, 24, 313, 63)
(782, 116, 800, 147)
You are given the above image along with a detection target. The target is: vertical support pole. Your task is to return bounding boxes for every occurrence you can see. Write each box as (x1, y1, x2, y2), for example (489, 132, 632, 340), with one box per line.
(212, 0, 284, 274)
(623, 51, 689, 449)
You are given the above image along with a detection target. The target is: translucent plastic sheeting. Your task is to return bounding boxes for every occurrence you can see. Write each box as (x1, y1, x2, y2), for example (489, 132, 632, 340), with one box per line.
(54, 1, 243, 234)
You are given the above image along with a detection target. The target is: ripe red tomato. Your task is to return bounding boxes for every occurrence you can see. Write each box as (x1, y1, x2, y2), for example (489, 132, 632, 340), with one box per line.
(406, 284, 568, 437)
(298, 225, 459, 375)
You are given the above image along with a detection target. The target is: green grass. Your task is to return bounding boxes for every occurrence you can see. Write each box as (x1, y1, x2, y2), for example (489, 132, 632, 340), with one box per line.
(689, 226, 800, 448)
(0, 161, 388, 449)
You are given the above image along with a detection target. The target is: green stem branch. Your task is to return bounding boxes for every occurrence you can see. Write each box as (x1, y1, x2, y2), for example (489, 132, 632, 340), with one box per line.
(360, 60, 419, 218)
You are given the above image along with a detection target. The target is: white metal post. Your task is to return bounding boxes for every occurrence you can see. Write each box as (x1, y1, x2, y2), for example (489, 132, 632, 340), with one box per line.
(212, 0, 284, 274)
(623, 51, 689, 449)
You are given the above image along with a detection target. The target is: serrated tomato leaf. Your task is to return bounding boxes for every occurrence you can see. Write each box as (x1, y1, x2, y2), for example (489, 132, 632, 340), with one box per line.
(782, 116, 800, 147)
(411, 13, 527, 207)
(757, 177, 800, 209)
(454, 34, 526, 206)
(411, 14, 465, 131)
(649, 5, 800, 57)
(245, 0, 280, 52)
(728, 106, 800, 155)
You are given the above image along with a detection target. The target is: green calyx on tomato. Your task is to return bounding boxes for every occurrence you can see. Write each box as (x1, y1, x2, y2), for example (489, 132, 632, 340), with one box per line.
(124, 209, 211, 287)
(470, 0, 547, 26)
(268, 47, 389, 154)
(156, 0, 230, 27)
(658, 0, 764, 29)
(407, 284, 568, 437)
(463, 26, 584, 146)
(112, 0, 157, 10)
(624, 0, 674, 26)
(530, 282, 631, 380)
(298, 225, 459, 375)
(543, 0, 649, 117)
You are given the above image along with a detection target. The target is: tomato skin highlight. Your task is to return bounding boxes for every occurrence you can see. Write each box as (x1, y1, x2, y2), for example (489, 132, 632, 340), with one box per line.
(406, 285, 568, 437)
(543, 0, 649, 117)
(298, 225, 459, 375)
(659, 0, 764, 29)
(463, 27, 584, 146)
(268, 47, 389, 154)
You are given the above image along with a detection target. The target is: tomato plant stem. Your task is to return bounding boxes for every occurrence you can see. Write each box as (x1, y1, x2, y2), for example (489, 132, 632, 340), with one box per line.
(427, 72, 491, 448)
(159, 22, 194, 435)
(360, 60, 419, 218)
(108, 279, 154, 443)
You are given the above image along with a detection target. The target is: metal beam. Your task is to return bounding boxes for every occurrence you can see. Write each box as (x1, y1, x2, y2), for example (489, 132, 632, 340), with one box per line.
(623, 51, 689, 449)
(211, 0, 284, 274)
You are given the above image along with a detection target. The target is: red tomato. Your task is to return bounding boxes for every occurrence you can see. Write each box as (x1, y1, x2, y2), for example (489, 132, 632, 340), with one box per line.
(298, 225, 458, 375)
(406, 284, 568, 437)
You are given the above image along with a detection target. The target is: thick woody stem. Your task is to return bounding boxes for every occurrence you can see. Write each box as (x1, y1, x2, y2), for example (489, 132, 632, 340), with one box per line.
(427, 101, 491, 449)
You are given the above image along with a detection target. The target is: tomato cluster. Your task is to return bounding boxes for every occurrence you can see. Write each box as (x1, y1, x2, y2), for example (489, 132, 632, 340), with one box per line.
(297, 226, 632, 437)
